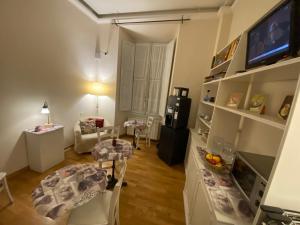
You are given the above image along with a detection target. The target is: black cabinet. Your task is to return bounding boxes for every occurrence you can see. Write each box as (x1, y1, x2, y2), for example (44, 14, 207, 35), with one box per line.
(158, 126, 189, 165)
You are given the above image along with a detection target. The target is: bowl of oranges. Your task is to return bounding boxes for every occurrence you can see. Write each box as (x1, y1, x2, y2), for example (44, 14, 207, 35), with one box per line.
(204, 152, 225, 172)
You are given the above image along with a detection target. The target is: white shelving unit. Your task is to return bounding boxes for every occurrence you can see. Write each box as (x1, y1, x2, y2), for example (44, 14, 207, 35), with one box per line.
(202, 79, 221, 86)
(211, 58, 232, 73)
(197, 32, 299, 153)
(198, 117, 211, 129)
(187, 29, 300, 225)
(201, 101, 215, 107)
(215, 105, 286, 130)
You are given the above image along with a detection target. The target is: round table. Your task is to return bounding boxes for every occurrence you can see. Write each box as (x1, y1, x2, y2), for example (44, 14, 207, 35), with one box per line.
(124, 120, 146, 149)
(32, 164, 107, 220)
(92, 139, 133, 189)
(92, 139, 133, 162)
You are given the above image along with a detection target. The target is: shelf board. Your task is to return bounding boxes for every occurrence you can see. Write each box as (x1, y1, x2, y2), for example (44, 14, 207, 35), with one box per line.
(215, 105, 286, 130)
(211, 58, 232, 72)
(198, 117, 211, 129)
(223, 57, 300, 83)
(202, 79, 221, 86)
(202, 101, 215, 107)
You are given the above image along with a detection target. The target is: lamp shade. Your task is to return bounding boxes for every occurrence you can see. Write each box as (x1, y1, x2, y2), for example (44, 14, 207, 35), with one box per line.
(89, 82, 106, 96)
(41, 101, 50, 114)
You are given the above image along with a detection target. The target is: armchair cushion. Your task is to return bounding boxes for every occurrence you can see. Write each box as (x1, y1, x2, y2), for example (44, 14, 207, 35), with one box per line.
(80, 119, 96, 134)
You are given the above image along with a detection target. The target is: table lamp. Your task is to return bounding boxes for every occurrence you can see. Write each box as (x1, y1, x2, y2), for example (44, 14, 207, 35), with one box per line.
(41, 101, 53, 128)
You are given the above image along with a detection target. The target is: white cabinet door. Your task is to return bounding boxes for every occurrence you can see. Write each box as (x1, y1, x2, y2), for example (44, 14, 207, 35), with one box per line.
(190, 175, 215, 225)
(120, 41, 135, 111)
(185, 151, 201, 221)
(132, 43, 151, 114)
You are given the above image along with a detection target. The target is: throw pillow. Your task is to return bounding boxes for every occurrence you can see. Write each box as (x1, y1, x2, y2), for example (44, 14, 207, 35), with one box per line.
(95, 118, 104, 128)
(80, 119, 96, 134)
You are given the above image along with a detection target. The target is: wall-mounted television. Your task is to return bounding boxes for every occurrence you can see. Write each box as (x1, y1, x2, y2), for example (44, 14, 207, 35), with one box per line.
(246, 0, 300, 69)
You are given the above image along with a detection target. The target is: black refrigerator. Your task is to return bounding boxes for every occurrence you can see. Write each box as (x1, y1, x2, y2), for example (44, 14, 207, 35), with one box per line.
(158, 95, 191, 165)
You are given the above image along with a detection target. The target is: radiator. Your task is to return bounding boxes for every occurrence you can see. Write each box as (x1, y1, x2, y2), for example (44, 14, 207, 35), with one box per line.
(126, 116, 162, 141)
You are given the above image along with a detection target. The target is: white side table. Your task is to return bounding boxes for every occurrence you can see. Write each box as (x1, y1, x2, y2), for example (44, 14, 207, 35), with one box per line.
(25, 125, 65, 173)
(0, 172, 13, 203)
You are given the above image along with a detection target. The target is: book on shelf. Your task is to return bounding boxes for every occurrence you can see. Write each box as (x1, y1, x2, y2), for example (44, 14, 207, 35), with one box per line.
(211, 35, 241, 69)
(227, 37, 240, 59)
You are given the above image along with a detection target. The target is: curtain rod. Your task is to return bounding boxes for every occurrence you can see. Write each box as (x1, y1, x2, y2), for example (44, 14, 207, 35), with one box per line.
(112, 18, 191, 25)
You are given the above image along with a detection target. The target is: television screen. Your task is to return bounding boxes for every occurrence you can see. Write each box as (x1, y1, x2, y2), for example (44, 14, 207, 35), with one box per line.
(247, 1, 292, 68)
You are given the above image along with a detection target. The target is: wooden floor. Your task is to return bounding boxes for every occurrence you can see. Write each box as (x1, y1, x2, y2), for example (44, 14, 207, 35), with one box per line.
(0, 138, 186, 225)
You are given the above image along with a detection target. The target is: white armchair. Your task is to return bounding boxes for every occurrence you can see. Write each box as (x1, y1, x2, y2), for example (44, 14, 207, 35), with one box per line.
(74, 120, 111, 154)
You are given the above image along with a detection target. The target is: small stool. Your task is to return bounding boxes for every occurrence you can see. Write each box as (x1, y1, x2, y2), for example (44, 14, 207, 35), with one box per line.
(0, 172, 14, 203)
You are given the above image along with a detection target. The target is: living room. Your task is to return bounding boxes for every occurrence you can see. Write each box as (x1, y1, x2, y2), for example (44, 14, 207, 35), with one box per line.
(1, 0, 300, 225)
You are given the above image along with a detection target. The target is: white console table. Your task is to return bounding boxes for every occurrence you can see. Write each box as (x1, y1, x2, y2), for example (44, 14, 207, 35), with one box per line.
(25, 125, 64, 173)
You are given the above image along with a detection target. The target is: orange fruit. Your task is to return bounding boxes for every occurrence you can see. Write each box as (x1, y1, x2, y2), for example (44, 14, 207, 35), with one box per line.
(212, 156, 221, 163)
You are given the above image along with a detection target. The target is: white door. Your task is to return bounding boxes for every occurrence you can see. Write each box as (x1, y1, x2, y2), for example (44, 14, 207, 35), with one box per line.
(147, 44, 166, 115)
(159, 40, 175, 117)
(132, 43, 151, 114)
(119, 41, 135, 111)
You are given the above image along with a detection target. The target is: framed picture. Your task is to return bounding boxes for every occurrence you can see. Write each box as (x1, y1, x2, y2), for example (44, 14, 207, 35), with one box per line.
(249, 94, 266, 114)
(211, 36, 241, 69)
(278, 95, 294, 120)
(226, 93, 243, 108)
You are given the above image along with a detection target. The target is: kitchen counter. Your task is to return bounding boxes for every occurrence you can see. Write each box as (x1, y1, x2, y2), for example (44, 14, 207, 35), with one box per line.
(186, 128, 254, 225)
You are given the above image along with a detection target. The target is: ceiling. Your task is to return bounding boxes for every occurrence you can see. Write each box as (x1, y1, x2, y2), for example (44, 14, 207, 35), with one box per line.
(77, 0, 234, 18)
(84, 0, 228, 14)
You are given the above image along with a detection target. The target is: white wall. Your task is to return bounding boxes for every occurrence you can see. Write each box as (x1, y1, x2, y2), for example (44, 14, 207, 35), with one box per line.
(170, 18, 218, 128)
(122, 23, 179, 43)
(96, 24, 120, 125)
(0, 0, 119, 174)
(214, 6, 233, 54)
(229, 0, 281, 41)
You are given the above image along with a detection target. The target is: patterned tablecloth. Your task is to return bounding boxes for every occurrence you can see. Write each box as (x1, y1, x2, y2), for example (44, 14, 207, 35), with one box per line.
(92, 139, 133, 162)
(32, 164, 107, 220)
(124, 120, 146, 132)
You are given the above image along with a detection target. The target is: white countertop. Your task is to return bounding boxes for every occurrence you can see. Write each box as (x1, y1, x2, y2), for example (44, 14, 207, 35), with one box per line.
(25, 125, 64, 135)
